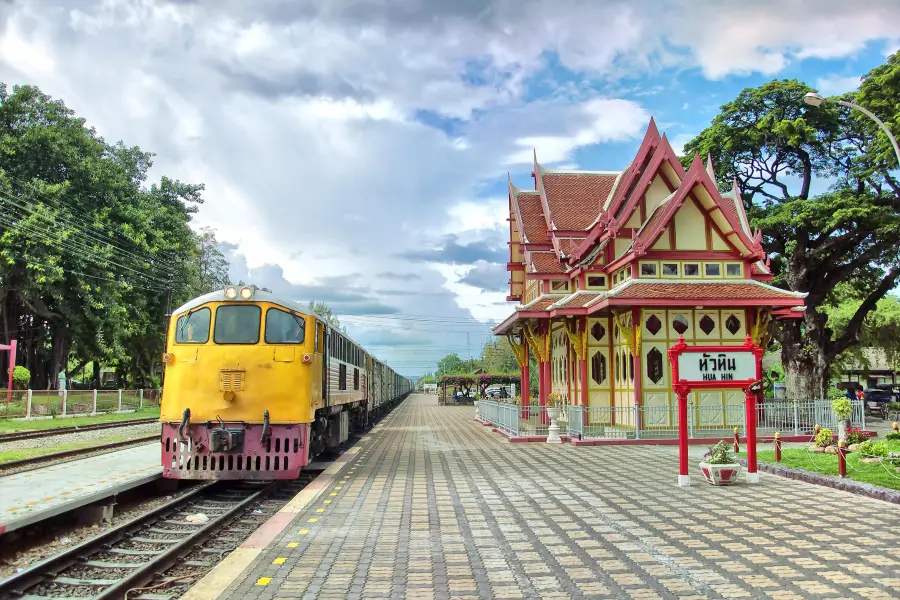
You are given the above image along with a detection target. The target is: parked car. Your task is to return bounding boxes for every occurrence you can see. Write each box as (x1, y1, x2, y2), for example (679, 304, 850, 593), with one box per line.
(486, 387, 509, 399)
(873, 384, 900, 402)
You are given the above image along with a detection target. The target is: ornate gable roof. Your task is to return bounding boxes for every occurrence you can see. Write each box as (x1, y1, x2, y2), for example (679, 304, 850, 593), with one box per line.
(538, 169, 619, 231)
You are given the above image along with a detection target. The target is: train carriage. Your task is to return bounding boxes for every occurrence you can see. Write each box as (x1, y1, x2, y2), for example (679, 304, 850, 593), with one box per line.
(159, 285, 412, 480)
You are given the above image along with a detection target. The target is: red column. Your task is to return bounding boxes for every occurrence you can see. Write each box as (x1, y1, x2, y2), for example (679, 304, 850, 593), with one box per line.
(540, 359, 550, 425)
(745, 387, 759, 483)
(676, 384, 690, 486)
(5, 340, 15, 403)
(521, 334, 530, 419)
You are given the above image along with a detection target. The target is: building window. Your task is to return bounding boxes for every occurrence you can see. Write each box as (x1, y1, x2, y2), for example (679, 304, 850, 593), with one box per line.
(551, 280, 569, 292)
(683, 263, 700, 277)
(647, 348, 664, 384)
(587, 275, 606, 288)
(591, 321, 606, 341)
(645, 314, 662, 335)
(672, 314, 689, 335)
(699, 314, 716, 336)
(662, 263, 679, 276)
(726, 263, 743, 277)
(640, 262, 658, 277)
(591, 351, 607, 385)
(705, 263, 721, 277)
(628, 351, 635, 382)
(626, 266, 632, 279)
(725, 314, 742, 335)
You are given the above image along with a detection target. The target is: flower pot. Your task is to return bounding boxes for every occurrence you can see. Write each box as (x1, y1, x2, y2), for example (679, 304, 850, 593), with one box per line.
(546, 406, 562, 444)
(698, 462, 741, 485)
(546, 407, 561, 420)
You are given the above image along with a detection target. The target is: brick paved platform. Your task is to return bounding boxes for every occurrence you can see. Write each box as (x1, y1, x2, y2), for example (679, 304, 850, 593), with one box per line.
(213, 395, 900, 599)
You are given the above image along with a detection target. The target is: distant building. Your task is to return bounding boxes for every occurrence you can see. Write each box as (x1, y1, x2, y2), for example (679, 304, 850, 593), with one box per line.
(493, 119, 808, 425)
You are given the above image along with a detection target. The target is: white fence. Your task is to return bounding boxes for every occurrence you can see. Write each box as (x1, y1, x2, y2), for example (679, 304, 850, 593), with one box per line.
(477, 398, 865, 441)
(0, 389, 162, 420)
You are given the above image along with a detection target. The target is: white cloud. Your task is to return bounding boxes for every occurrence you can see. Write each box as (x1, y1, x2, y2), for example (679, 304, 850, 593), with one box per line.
(815, 74, 862, 96)
(0, 0, 896, 374)
(668, 133, 697, 158)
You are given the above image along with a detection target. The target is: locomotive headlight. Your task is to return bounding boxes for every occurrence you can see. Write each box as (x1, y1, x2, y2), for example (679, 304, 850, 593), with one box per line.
(224, 286, 238, 300)
(239, 286, 254, 300)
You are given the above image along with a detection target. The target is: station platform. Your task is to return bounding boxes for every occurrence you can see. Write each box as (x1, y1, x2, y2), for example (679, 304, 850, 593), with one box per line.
(187, 395, 900, 600)
(0, 443, 161, 535)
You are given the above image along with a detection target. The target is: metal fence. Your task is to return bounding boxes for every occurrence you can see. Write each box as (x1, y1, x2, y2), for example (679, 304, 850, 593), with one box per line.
(477, 398, 865, 441)
(0, 388, 162, 420)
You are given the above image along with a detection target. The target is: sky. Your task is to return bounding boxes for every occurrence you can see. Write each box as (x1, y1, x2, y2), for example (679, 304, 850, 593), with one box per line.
(0, 0, 897, 378)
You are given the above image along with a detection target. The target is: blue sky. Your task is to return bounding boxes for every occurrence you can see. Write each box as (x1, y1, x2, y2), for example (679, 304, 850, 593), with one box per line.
(1, 0, 897, 377)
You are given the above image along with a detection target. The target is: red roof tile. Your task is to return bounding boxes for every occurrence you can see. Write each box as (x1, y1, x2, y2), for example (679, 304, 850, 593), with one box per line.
(515, 192, 549, 244)
(608, 282, 804, 301)
(541, 173, 617, 231)
(557, 292, 603, 308)
(520, 295, 564, 311)
(529, 252, 564, 273)
(556, 237, 585, 255)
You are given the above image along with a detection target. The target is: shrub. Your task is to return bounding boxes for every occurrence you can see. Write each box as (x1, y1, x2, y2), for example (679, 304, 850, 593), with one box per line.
(858, 439, 888, 458)
(11, 365, 30, 389)
(831, 397, 852, 421)
(703, 440, 735, 464)
(845, 427, 867, 445)
(885, 431, 900, 441)
(815, 428, 834, 447)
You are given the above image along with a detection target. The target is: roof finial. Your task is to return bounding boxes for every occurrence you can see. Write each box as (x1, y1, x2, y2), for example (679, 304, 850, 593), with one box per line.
(706, 152, 715, 180)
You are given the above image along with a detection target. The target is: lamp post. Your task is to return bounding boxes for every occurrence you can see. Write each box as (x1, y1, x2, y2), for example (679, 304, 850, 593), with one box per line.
(803, 92, 900, 168)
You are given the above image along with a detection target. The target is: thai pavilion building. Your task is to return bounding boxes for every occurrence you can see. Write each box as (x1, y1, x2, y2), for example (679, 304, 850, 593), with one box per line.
(493, 119, 808, 430)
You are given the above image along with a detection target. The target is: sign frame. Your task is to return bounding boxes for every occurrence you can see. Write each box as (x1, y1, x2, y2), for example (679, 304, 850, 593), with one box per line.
(667, 334, 763, 487)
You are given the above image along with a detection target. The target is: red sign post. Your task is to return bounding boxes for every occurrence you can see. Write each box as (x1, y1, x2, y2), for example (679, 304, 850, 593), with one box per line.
(0, 339, 17, 403)
(667, 334, 763, 486)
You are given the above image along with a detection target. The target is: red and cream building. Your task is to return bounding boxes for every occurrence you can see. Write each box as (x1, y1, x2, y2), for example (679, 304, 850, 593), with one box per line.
(494, 119, 807, 425)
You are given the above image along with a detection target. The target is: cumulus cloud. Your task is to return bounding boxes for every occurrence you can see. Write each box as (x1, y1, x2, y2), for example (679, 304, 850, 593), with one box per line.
(1, 0, 895, 374)
(815, 74, 862, 96)
(460, 261, 509, 292)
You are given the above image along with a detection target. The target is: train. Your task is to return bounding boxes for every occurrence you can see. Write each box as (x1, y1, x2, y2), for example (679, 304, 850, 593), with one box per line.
(158, 285, 413, 480)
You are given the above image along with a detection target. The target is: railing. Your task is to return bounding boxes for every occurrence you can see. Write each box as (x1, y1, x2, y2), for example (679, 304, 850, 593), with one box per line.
(0, 389, 162, 420)
(478, 398, 865, 441)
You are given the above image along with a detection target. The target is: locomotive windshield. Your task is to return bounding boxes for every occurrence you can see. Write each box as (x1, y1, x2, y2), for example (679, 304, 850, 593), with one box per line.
(214, 305, 261, 344)
(175, 307, 210, 343)
(265, 308, 306, 344)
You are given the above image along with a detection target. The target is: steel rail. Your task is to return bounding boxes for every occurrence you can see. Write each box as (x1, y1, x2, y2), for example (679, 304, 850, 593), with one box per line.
(0, 482, 217, 597)
(0, 418, 159, 443)
(0, 435, 159, 472)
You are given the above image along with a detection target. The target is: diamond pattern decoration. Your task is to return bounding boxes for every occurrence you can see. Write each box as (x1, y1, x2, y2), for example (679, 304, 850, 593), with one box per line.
(699, 314, 716, 336)
(591, 351, 607, 385)
(647, 348, 664, 384)
(645, 314, 662, 335)
(591, 322, 605, 341)
(672, 314, 689, 335)
(725, 314, 742, 335)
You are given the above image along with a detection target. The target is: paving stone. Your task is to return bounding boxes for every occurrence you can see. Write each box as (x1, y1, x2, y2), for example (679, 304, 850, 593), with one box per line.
(218, 395, 900, 600)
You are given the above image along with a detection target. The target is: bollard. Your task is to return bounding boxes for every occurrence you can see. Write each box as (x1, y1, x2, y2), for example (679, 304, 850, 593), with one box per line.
(893, 422, 899, 433)
(733, 426, 740, 453)
(814, 423, 820, 438)
(774, 432, 782, 463)
(838, 439, 847, 478)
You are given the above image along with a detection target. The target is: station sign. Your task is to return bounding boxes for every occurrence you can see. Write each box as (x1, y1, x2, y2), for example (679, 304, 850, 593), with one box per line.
(676, 350, 757, 382)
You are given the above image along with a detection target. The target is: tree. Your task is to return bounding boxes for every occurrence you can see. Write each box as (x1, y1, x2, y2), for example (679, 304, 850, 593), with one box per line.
(480, 338, 518, 373)
(682, 54, 900, 399)
(824, 288, 900, 375)
(308, 301, 346, 333)
(0, 83, 211, 388)
(436, 353, 464, 377)
(190, 226, 229, 296)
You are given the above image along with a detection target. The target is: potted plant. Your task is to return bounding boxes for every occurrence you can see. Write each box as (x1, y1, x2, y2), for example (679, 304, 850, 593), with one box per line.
(699, 440, 742, 485)
(832, 397, 852, 441)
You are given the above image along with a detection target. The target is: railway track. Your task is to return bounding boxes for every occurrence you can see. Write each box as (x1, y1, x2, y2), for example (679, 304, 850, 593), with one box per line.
(0, 419, 159, 443)
(0, 473, 319, 600)
(0, 435, 159, 473)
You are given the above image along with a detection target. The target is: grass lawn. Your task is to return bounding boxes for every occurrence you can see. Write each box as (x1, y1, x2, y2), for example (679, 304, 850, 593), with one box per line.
(0, 408, 160, 433)
(743, 438, 900, 492)
(0, 432, 155, 464)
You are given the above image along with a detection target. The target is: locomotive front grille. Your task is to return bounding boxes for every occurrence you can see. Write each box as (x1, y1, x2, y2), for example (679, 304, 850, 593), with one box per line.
(220, 369, 245, 391)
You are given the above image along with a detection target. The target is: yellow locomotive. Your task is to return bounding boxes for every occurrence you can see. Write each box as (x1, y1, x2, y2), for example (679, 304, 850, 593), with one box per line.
(159, 285, 412, 480)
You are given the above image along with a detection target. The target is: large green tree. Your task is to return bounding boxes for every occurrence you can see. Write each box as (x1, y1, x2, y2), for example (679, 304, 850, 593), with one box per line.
(0, 83, 214, 388)
(682, 52, 900, 400)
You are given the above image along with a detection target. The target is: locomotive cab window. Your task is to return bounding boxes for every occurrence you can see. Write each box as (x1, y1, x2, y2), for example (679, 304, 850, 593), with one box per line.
(214, 305, 261, 344)
(175, 307, 210, 344)
(265, 308, 305, 344)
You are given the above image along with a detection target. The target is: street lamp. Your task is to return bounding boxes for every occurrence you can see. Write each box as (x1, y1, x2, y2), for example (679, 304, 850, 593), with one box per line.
(804, 92, 900, 168)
